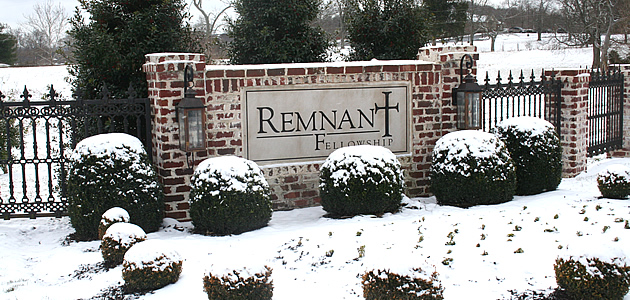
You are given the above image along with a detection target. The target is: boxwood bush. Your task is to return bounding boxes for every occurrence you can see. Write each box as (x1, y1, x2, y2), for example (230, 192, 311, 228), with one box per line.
(101, 222, 146, 267)
(494, 117, 562, 195)
(98, 207, 130, 240)
(319, 145, 404, 217)
(189, 156, 272, 235)
(430, 130, 516, 207)
(202, 266, 273, 299)
(362, 268, 444, 299)
(122, 240, 183, 293)
(555, 256, 630, 299)
(66, 133, 163, 241)
(597, 164, 630, 199)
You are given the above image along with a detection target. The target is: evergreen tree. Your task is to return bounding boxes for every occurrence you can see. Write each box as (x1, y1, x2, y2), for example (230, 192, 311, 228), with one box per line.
(0, 24, 17, 65)
(67, 0, 197, 98)
(345, 0, 429, 60)
(227, 0, 330, 64)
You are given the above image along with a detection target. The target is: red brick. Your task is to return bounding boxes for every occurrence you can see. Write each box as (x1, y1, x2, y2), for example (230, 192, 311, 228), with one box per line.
(206, 70, 224, 78)
(327, 66, 344, 74)
(288, 68, 306, 75)
(226, 70, 245, 77)
(268, 69, 286, 76)
(284, 192, 300, 199)
(247, 69, 265, 77)
(346, 66, 363, 73)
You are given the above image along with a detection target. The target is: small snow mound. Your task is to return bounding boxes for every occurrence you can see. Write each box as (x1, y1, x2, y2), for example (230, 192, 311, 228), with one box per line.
(124, 240, 182, 272)
(322, 145, 400, 186)
(104, 223, 147, 247)
(434, 130, 503, 159)
(193, 156, 268, 193)
(598, 164, 630, 179)
(207, 264, 270, 279)
(100, 207, 130, 225)
(497, 116, 553, 136)
(72, 133, 146, 159)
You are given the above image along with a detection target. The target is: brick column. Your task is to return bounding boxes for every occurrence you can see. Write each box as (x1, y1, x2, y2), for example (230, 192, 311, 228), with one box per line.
(611, 64, 630, 156)
(143, 53, 206, 220)
(550, 69, 590, 177)
(414, 46, 477, 196)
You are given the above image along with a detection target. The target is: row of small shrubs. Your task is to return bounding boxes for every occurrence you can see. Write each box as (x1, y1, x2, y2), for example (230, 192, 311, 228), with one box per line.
(430, 117, 563, 208)
(98, 207, 183, 293)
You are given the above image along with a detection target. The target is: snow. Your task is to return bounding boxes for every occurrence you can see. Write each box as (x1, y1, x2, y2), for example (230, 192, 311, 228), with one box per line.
(192, 155, 268, 195)
(4, 32, 630, 299)
(598, 164, 630, 182)
(322, 145, 401, 186)
(100, 207, 130, 226)
(497, 116, 554, 137)
(69, 133, 153, 177)
(432, 130, 512, 178)
(123, 240, 182, 273)
(103, 223, 147, 247)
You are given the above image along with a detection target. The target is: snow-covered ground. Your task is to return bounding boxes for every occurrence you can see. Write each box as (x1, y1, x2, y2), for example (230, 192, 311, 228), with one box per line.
(2, 156, 630, 299)
(4, 33, 629, 299)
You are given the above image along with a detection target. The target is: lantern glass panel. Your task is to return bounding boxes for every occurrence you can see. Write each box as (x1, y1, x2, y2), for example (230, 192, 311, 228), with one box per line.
(177, 107, 187, 151)
(457, 91, 466, 128)
(187, 109, 204, 150)
(469, 92, 480, 128)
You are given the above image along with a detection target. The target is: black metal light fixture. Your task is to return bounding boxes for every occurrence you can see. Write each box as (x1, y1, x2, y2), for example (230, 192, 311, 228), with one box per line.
(176, 65, 206, 153)
(452, 54, 483, 130)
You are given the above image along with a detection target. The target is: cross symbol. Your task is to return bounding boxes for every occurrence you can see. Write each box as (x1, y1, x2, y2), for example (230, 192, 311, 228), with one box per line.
(375, 91, 399, 137)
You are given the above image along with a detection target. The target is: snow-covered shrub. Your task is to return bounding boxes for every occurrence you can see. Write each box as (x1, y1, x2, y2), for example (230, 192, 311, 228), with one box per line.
(362, 268, 444, 300)
(430, 130, 516, 207)
(554, 256, 630, 299)
(319, 145, 404, 217)
(597, 164, 630, 199)
(189, 156, 272, 235)
(202, 266, 273, 299)
(101, 222, 146, 267)
(493, 117, 562, 195)
(122, 240, 183, 293)
(66, 133, 164, 241)
(98, 207, 130, 240)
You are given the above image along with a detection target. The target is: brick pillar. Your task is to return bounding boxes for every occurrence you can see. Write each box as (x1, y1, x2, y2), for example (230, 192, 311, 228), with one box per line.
(413, 45, 477, 196)
(611, 64, 630, 156)
(143, 53, 206, 220)
(550, 69, 590, 177)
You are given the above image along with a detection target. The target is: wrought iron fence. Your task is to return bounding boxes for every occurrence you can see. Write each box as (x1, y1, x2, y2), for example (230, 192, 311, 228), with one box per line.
(588, 69, 624, 156)
(0, 85, 151, 219)
(481, 70, 562, 137)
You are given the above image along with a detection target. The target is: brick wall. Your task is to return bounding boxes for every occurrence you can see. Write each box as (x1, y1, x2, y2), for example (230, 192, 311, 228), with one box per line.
(144, 48, 474, 220)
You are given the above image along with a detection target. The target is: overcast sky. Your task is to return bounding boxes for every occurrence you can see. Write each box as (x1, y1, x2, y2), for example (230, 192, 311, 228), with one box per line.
(0, 0, 231, 31)
(1, 0, 505, 32)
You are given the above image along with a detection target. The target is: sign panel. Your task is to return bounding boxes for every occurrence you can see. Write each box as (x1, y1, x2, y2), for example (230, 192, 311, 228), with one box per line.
(243, 82, 411, 164)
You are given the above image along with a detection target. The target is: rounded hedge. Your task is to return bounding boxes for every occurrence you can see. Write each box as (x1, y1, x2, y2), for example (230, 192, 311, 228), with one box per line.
(555, 256, 630, 299)
(66, 133, 164, 241)
(122, 240, 183, 293)
(597, 164, 630, 199)
(101, 222, 146, 267)
(319, 145, 404, 217)
(430, 130, 516, 207)
(203, 266, 273, 299)
(189, 156, 272, 235)
(362, 268, 444, 300)
(98, 207, 130, 240)
(494, 117, 562, 195)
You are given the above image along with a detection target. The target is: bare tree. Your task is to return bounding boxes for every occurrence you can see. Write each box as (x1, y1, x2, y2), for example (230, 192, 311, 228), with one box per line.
(192, 0, 232, 59)
(23, 0, 68, 65)
(558, 0, 629, 69)
(467, 0, 489, 45)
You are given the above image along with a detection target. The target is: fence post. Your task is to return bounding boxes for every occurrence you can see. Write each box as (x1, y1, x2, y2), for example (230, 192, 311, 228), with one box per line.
(548, 69, 590, 177)
(143, 53, 206, 220)
(611, 64, 630, 157)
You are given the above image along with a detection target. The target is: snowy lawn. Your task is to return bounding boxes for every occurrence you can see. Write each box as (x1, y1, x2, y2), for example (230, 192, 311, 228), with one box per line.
(3, 32, 624, 299)
(1, 156, 630, 299)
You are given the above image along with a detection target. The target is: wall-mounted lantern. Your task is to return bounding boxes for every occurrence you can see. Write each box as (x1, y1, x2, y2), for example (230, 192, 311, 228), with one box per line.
(452, 54, 483, 130)
(176, 65, 206, 153)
